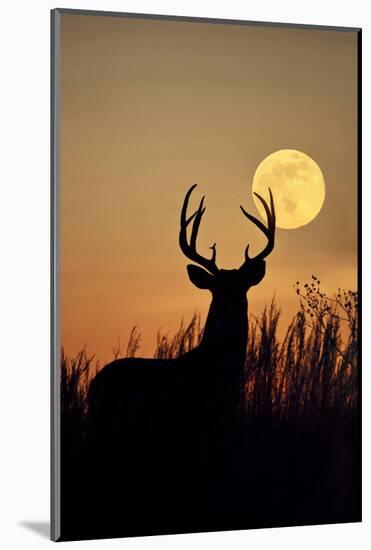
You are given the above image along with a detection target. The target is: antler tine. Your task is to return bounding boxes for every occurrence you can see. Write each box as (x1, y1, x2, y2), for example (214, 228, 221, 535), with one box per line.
(254, 192, 271, 227)
(240, 187, 276, 264)
(240, 205, 270, 237)
(268, 187, 276, 228)
(210, 243, 217, 263)
(190, 196, 205, 250)
(181, 184, 198, 227)
(179, 185, 219, 274)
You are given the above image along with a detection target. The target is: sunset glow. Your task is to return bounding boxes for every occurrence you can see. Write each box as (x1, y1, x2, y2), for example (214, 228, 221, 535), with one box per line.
(60, 15, 357, 362)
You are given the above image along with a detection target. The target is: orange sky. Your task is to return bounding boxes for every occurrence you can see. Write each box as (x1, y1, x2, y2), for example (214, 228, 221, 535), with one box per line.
(60, 13, 358, 362)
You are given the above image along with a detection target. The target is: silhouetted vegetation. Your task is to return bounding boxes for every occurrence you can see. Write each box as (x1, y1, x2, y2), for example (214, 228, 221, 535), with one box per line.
(60, 281, 360, 540)
(61, 281, 358, 437)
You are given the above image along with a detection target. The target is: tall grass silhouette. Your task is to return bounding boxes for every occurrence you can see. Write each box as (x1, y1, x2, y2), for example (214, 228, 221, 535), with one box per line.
(60, 280, 359, 537)
(61, 280, 358, 438)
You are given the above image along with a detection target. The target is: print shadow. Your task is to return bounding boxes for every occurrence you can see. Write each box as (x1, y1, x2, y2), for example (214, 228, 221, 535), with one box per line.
(19, 521, 49, 539)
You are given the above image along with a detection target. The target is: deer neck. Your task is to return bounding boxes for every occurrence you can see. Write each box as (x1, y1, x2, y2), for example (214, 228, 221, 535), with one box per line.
(199, 293, 248, 368)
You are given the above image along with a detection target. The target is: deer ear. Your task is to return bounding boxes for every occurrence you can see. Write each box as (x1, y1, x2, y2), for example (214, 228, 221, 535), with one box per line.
(186, 265, 214, 289)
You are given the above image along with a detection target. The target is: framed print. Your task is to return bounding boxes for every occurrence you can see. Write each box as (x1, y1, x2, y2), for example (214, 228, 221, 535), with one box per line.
(51, 8, 361, 542)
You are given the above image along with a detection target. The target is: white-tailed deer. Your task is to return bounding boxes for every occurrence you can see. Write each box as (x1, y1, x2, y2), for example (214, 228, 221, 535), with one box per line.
(88, 184, 275, 447)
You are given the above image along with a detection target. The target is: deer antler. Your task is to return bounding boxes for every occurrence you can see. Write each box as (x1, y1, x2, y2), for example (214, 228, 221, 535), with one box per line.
(240, 188, 276, 264)
(179, 184, 219, 275)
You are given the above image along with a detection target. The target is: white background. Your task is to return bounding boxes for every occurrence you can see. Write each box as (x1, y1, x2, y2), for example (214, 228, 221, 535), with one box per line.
(0, 0, 369, 548)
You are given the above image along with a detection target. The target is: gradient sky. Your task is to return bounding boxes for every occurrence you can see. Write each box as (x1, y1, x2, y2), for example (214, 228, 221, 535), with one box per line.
(60, 13, 358, 361)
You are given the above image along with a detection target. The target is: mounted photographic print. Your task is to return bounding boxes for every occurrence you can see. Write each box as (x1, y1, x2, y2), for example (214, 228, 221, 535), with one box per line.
(51, 8, 361, 542)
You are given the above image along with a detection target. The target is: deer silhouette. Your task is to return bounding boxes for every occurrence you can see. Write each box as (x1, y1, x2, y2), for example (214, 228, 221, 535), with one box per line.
(86, 184, 275, 530)
(88, 184, 274, 446)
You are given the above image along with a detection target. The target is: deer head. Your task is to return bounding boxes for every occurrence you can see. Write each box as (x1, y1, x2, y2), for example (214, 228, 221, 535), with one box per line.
(179, 184, 275, 297)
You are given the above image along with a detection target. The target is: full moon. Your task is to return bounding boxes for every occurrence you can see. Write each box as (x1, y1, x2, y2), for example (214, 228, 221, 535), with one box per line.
(252, 149, 325, 229)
